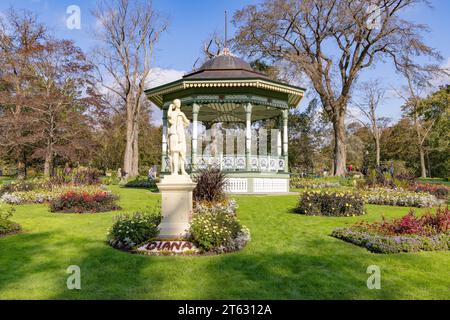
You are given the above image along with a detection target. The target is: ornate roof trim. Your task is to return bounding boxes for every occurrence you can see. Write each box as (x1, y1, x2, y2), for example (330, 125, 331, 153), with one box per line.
(145, 78, 305, 108)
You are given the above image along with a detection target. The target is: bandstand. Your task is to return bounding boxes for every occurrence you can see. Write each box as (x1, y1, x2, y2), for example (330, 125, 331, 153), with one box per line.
(145, 50, 305, 193)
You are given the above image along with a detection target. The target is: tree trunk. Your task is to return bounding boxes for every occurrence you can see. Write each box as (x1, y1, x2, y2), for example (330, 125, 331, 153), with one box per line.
(123, 103, 139, 179)
(375, 137, 381, 167)
(131, 124, 139, 176)
(333, 114, 347, 176)
(419, 145, 426, 178)
(414, 117, 427, 178)
(44, 148, 53, 178)
(17, 160, 26, 180)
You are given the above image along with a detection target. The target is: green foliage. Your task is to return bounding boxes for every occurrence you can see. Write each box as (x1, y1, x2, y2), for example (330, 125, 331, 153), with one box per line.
(193, 167, 227, 203)
(189, 199, 250, 253)
(295, 191, 365, 216)
(0, 206, 21, 236)
(51, 167, 102, 186)
(108, 209, 161, 250)
(290, 177, 341, 189)
(124, 176, 156, 189)
(288, 98, 332, 174)
(359, 168, 415, 189)
(189, 214, 250, 253)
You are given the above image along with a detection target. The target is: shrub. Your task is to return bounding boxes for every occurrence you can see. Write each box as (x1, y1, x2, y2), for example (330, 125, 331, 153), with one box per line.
(0, 206, 21, 236)
(0, 179, 47, 196)
(294, 191, 365, 216)
(194, 198, 238, 216)
(362, 188, 438, 207)
(331, 207, 450, 253)
(189, 198, 250, 253)
(124, 177, 156, 189)
(51, 167, 101, 186)
(189, 213, 250, 253)
(108, 209, 161, 250)
(361, 168, 415, 190)
(102, 172, 121, 185)
(290, 177, 341, 189)
(409, 183, 449, 199)
(50, 189, 120, 213)
(355, 207, 450, 236)
(193, 167, 226, 203)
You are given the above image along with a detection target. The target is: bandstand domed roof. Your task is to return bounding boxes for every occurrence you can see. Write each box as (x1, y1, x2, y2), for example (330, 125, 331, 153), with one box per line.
(145, 49, 305, 109)
(183, 52, 269, 80)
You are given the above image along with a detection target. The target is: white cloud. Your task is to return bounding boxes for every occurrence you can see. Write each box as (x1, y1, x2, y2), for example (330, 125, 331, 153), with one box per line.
(146, 67, 185, 88)
(146, 67, 185, 125)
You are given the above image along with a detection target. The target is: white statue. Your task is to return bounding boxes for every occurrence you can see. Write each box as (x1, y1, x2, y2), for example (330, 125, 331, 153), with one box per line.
(167, 99, 190, 175)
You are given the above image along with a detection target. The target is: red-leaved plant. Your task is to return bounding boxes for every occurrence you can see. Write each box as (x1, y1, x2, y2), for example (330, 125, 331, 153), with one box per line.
(50, 190, 120, 213)
(355, 207, 450, 236)
(409, 183, 449, 199)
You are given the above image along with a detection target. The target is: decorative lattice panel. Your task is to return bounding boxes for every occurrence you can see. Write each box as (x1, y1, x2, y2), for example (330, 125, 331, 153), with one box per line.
(225, 178, 248, 193)
(253, 178, 289, 193)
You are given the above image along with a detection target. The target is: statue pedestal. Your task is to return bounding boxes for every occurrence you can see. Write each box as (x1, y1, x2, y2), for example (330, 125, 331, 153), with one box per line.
(156, 175, 197, 239)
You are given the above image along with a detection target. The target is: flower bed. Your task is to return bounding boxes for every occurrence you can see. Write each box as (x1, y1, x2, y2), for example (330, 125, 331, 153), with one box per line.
(361, 188, 438, 207)
(49, 189, 120, 213)
(294, 191, 365, 216)
(290, 177, 342, 189)
(189, 199, 250, 253)
(409, 183, 449, 199)
(331, 207, 450, 253)
(108, 210, 161, 250)
(0, 185, 109, 205)
(123, 177, 157, 189)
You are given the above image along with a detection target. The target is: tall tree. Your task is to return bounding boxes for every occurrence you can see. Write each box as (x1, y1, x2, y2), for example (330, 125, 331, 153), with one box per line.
(351, 80, 389, 166)
(420, 85, 450, 177)
(30, 39, 100, 177)
(92, 0, 167, 178)
(288, 98, 330, 174)
(0, 9, 46, 179)
(233, 0, 443, 176)
(394, 60, 446, 178)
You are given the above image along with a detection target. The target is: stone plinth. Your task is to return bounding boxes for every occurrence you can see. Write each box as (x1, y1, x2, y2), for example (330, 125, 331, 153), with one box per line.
(156, 175, 197, 239)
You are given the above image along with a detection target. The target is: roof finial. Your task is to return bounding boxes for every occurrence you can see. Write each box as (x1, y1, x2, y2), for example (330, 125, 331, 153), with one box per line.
(223, 10, 231, 56)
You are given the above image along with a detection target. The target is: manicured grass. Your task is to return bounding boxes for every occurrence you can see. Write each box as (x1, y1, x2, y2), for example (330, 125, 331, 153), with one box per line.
(0, 186, 449, 299)
(0, 176, 14, 185)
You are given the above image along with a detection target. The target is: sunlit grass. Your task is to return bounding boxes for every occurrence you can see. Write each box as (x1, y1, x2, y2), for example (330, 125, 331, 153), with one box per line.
(0, 186, 449, 299)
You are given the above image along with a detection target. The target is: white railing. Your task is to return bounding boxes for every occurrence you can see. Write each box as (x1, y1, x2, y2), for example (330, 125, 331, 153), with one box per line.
(253, 178, 289, 193)
(225, 178, 248, 193)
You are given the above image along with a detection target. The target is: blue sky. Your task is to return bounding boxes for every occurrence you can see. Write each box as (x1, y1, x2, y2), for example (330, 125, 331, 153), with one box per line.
(1, 0, 449, 121)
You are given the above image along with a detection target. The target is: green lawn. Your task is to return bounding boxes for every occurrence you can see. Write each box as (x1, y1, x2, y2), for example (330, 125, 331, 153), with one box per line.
(0, 176, 14, 185)
(0, 186, 449, 299)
